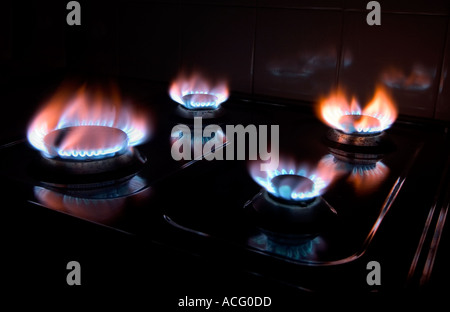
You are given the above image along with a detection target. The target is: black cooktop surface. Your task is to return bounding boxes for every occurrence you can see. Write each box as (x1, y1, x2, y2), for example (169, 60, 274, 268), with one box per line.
(1, 87, 449, 301)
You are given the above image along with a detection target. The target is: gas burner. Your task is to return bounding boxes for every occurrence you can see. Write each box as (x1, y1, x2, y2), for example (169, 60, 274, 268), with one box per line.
(325, 129, 395, 163)
(26, 83, 151, 189)
(317, 86, 397, 134)
(247, 155, 339, 235)
(317, 86, 398, 157)
(169, 72, 228, 119)
(27, 82, 150, 157)
(31, 125, 147, 188)
(244, 190, 336, 236)
(250, 154, 339, 202)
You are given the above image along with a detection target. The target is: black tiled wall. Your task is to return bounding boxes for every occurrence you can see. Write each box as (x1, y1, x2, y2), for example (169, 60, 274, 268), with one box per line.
(338, 12, 447, 119)
(253, 8, 342, 102)
(119, 1, 180, 82)
(436, 20, 450, 120)
(2, 0, 450, 121)
(179, 5, 256, 93)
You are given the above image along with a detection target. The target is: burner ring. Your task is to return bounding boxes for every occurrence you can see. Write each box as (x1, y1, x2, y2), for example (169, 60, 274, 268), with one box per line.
(43, 126, 129, 160)
(29, 148, 147, 189)
(175, 105, 224, 119)
(328, 147, 383, 164)
(324, 128, 395, 161)
(244, 190, 337, 235)
(41, 149, 141, 175)
(326, 128, 385, 147)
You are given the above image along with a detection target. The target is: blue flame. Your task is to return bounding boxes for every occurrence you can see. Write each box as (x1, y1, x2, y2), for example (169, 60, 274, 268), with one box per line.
(251, 154, 337, 202)
(57, 145, 127, 159)
(179, 91, 220, 110)
(249, 233, 323, 261)
(254, 168, 326, 201)
(169, 74, 229, 110)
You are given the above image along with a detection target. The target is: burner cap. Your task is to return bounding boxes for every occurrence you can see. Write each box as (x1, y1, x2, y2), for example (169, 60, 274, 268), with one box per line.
(43, 126, 128, 160)
(338, 114, 382, 135)
(270, 174, 315, 203)
(182, 93, 219, 110)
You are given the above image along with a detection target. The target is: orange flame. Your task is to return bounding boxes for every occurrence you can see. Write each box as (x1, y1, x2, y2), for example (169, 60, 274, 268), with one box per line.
(317, 86, 397, 134)
(33, 176, 150, 223)
(27, 83, 150, 158)
(34, 186, 125, 224)
(381, 65, 432, 91)
(348, 162, 389, 195)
